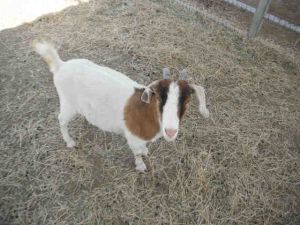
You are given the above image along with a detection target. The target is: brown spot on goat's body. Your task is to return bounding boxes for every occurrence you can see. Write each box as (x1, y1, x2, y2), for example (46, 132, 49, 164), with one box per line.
(124, 88, 161, 141)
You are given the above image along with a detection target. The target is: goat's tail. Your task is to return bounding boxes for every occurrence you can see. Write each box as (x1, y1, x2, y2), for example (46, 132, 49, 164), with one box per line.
(33, 40, 63, 73)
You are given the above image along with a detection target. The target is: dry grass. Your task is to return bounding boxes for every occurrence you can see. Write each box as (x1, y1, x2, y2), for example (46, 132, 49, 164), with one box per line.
(0, 0, 300, 224)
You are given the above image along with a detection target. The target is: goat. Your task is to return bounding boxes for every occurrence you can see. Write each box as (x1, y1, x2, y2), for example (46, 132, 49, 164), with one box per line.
(33, 41, 209, 171)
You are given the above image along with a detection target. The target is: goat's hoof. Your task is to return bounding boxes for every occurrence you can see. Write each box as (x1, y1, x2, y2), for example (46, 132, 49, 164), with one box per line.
(135, 163, 147, 172)
(67, 140, 76, 148)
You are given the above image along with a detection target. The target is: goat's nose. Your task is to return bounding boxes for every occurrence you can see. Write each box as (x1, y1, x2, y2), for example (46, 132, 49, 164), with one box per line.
(165, 128, 177, 138)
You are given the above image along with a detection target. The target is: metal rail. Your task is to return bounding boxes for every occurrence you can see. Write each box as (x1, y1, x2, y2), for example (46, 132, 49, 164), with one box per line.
(224, 0, 300, 33)
(174, 0, 300, 37)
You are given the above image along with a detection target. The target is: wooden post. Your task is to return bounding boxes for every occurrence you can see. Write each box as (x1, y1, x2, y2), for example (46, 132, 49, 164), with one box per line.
(248, 0, 272, 38)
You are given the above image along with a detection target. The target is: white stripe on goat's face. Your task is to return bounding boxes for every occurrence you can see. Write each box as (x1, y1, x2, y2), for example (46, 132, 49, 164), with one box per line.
(161, 82, 180, 141)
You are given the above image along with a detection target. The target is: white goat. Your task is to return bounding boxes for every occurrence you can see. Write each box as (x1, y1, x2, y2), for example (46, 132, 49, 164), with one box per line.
(33, 41, 209, 171)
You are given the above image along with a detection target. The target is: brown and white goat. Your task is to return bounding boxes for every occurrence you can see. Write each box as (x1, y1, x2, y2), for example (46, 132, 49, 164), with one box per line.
(34, 41, 209, 171)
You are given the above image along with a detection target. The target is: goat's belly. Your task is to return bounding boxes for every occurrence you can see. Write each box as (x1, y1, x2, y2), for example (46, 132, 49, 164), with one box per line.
(86, 114, 124, 134)
(77, 100, 125, 134)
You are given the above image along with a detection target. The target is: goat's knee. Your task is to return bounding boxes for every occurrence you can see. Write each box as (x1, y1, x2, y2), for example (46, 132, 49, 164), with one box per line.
(134, 155, 147, 172)
(141, 147, 148, 156)
(131, 149, 147, 172)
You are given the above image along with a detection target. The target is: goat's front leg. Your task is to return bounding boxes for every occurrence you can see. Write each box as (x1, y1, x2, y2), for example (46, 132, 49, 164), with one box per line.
(130, 143, 148, 172)
(125, 132, 148, 172)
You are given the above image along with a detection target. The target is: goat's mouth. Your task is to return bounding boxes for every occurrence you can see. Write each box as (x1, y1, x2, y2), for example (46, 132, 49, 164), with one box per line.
(163, 128, 178, 142)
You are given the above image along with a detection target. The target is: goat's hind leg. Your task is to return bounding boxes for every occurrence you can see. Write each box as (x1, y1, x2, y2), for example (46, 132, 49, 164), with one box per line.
(58, 102, 76, 148)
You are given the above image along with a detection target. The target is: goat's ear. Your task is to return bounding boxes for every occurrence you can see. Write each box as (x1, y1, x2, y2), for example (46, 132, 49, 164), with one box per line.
(141, 80, 159, 103)
(190, 84, 209, 118)
(141, 88, 153, 104)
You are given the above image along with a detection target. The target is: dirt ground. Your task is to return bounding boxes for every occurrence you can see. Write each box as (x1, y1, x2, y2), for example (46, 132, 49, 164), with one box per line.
(0, 0, 300, 224)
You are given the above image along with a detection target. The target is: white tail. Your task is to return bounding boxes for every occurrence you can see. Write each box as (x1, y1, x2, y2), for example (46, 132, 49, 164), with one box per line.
(33, 40, 63, 73)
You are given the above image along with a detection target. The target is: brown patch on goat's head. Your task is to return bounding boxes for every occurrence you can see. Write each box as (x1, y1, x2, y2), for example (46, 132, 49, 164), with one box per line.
(124, 88, 161, 141)
(177, 80, 194, 120)
(124, 80, 174, 141)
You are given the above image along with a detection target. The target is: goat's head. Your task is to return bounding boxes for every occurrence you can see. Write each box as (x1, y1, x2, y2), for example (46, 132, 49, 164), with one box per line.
(141, 68, 209, 142)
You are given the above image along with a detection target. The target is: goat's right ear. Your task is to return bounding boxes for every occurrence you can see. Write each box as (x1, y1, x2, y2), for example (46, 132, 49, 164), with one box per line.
(141, 80, 159, 103)
(141, 88, 154, 104)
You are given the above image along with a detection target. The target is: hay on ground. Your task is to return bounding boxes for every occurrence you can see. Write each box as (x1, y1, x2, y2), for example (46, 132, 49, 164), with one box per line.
(0, 0, 299, 224)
